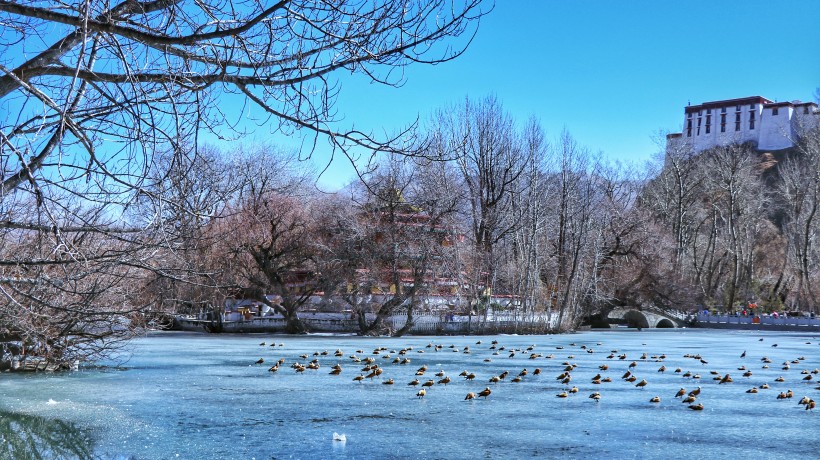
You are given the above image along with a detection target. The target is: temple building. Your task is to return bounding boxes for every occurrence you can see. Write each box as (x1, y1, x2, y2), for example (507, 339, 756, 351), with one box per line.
(667, 96, 819, 153)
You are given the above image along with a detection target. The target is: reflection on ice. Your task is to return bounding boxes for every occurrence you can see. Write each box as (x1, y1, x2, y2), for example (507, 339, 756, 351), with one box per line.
(0, 409, 95, 459)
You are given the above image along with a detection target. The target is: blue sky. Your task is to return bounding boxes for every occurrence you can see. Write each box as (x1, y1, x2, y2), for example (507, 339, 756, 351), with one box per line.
(220, 0, 820, 189)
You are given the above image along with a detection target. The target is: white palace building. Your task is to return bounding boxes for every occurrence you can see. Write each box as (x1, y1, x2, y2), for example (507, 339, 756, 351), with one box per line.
(667, 96, 819, 153)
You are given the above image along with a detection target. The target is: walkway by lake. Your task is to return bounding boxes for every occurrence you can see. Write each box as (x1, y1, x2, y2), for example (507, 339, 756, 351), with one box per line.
(695, 312, 820, 331)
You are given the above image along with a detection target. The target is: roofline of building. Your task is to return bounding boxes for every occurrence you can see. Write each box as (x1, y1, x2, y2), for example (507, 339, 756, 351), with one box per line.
(685, 96, 773, 114)
(763, 101, 819, 109)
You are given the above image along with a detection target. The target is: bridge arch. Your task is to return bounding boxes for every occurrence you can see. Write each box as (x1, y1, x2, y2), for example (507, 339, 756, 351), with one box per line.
(655, 318, 676, 328)
(622, 310, 650, 329)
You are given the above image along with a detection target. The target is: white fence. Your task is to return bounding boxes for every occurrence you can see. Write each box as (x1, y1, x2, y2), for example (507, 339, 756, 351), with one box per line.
(388, 313, 558, 334)
(176, 311, 559, 334)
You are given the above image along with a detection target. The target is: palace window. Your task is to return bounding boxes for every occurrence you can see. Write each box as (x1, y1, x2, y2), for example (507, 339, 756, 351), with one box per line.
(772, 107, 779, 116)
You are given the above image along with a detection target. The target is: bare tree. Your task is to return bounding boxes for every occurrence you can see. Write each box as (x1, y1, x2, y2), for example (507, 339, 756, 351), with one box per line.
(641, 135, 706, 270)
(195, 146, 318, 333)
(641, 142, 771, 312)
(632, 137, 713, 311)
(700, 143, 768, 310)
(140, 144, 238, 318)
(543, 131, 597, 329)
(354, 158, 430, 335)
(778, 123, 820, 312)
(0, 199, 149, 370)
(432, 95, 532, 308)
(0, 1, 486, 366)
(332, 156, 459, 336)
(1, 1, 488, 185)
(208, 192, 320, 333)
(500, 118, 549, 325)
(638, 137, 785, 313)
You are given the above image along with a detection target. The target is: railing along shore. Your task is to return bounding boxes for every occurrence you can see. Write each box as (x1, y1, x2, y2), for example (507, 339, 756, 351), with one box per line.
(694, 312, 820, 329)
(174, 311, 560, 335)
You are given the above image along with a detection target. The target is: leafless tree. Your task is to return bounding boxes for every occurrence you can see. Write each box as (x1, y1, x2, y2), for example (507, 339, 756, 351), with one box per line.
(208, 192, 320, 333)
(632, 138, 714, 311)
(432, 96, 532, 310)
(641, 135, 706, 271)
(194, 146, 318, 333)
(322, 155, 459, 336)
(637, 137, 786, 313)
(699, 143, 768, 310)
(1, 0, 488, 186)
(778, 122, 820, 312)
(0, 1, 487, 366)
(0, 198, 149, 370)
(352, 158, 427, 335)
(139, 144, 238, 318)
(141, 143, 307, 317)
(499, 118, 549, 325)
(541, 131, 599, 329)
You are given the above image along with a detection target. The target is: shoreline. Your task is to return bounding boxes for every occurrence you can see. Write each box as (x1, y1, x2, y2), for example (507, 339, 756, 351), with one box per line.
(173, 315, 820, 335)
(690, 323, 820, 332)
(172, 312, 560, 336)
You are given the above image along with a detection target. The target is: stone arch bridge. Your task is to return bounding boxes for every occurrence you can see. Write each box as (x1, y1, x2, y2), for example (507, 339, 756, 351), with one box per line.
(606, 306, 691, 329)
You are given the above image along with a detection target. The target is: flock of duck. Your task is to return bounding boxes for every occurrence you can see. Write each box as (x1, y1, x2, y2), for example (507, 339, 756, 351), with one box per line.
(252, 336, 818, 413)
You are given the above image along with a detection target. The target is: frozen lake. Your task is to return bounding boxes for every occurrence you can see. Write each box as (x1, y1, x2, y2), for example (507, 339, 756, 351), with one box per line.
(1, 329, 818, 459)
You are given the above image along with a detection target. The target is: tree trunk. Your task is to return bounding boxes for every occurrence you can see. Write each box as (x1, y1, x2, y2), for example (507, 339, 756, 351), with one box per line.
(361, 314, 391, 336)
(393, 303, 416, 337)
(284, 309, 307, 334)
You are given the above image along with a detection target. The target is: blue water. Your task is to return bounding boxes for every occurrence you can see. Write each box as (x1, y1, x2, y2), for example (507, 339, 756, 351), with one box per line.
(1, 329, 818, 459)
